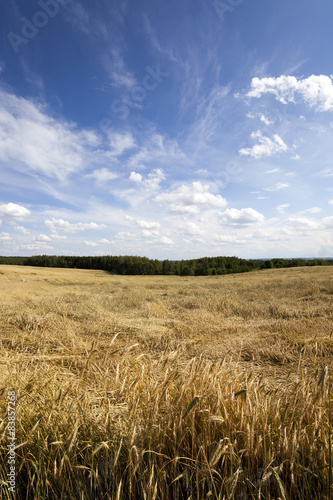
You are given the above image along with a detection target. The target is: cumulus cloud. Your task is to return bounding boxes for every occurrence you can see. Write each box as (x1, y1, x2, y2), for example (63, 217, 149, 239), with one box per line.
(239, 131, 287, 159)
(45, 218, 107, 233)
(24, 243, 53, 251)
(154, 181, 227, 213)
(329, 199, 333, 205)
(247, 75, 333, 112)
(150, 235, 174, 245)
(219, 208, 265, 225)
(84, 238, 112, 247)
(0, 232, 11, 241)
(125, 215, 160, 229)
(176, 220, 204, 236)
(13, 225, 29, 234)
(129, 169, 166, 190)
(84, 241, 99, 247)
(130, 171, 143, 183)
(0, 203, 30, 219)
(35, 234, 52, 241)
(115, 231, 137, 241)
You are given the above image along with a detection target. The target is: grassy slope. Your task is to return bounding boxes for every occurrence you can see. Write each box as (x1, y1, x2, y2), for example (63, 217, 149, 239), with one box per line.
(0, 265, 333, 499)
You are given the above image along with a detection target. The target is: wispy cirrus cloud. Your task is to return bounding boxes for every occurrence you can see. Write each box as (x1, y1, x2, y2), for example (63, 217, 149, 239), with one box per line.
(0, 89, 100, 181)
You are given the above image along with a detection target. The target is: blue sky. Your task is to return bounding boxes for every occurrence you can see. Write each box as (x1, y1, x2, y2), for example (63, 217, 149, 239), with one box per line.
(0, 0, 333, 259)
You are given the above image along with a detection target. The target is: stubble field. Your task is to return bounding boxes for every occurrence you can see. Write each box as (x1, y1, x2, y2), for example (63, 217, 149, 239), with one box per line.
(0, 264, 333, 499)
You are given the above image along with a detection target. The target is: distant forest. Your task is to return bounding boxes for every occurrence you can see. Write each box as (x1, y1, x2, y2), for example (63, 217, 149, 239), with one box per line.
(0, 255, 332, 276)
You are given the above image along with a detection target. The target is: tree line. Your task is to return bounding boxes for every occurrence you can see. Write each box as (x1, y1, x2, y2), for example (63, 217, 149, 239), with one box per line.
(0, 255, 332, 275)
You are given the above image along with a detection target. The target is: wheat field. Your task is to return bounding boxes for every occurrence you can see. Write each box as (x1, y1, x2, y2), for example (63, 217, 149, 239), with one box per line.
(0, 264, 333, 499)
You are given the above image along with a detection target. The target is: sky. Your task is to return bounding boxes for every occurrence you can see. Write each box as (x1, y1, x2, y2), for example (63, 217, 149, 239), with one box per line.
(0, 0, 333, 260)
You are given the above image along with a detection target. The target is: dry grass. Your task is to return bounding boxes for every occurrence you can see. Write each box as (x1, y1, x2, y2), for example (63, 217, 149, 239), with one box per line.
(0, 264, 333, 499)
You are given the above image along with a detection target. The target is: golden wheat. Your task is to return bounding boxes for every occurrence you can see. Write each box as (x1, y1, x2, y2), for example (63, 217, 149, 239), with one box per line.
(0, 264, 332, 499)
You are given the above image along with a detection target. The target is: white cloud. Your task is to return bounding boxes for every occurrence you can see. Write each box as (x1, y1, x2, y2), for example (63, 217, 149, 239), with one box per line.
(35, 234, 51, 241)
(0, 203, 30, 219)
(323, 216, 333, 228)
(144, 168, 166, 189)
(260, 114, 273, 126)
(318, 168, 333, 178)
(301, 207, 321, 214)
(84, 241, 99, 247)
(24, 243, 53, 251)
(247, 75, 333, 112)
(130, 168, 165, 190)
(329, 199, 333, 205)
(155, 181, 227, 213)
(286, 217, 322, 230)
(115, 231, 137, 241)
(291, 154, 301, 161)
(246, 112, 273, 125)
(141, 229, 160, 237)
(130, 171, 143, 183)
(277, 204, 291, 213)
(0, 232, 11, 241)
(151, 236, 174, 245)
(0, 88, 100, 181)
(265, 168, 280, 174)
(264, 183, 290, 192)
(84, 238, 112, 247)
(86, 168, 118, 182)
(45, 218, 107, 233)
(107, 132, 136, 156)
(213, 233, 240, 243)
(176, 220, 204, 235)
(127, 134, 185, 170)
(50, 234, 67, 240)
(13, 225, 29, 234)
(239, 131, 288, 159)
(219, 208, 264, 225)
(125, 216, 160, 229)
(105, 49, 138, 90)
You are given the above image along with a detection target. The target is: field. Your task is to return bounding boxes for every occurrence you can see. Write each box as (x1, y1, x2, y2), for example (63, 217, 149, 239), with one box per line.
(0, 264, 333, 499)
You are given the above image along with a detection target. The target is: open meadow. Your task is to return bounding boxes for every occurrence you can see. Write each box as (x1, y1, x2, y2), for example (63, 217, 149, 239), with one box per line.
(1, 264, 333, 499)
